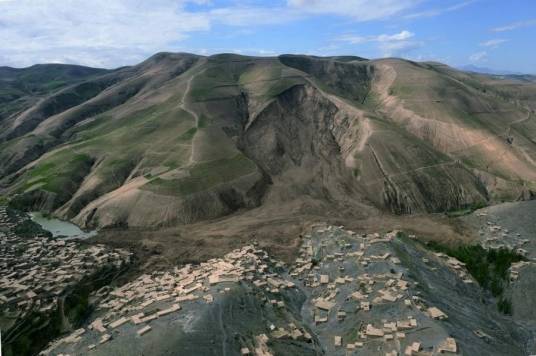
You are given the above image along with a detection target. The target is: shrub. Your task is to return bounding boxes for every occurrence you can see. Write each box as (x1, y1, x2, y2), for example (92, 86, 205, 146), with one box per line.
(497, 297, 512, 315)
(425, 241, 525, 313)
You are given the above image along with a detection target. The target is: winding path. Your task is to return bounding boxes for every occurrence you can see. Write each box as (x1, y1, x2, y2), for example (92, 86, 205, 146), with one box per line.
(177, 66, 207, 167)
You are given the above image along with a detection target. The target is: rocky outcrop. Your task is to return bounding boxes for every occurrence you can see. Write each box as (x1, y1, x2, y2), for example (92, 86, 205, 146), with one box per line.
(240, 84, 361, 205)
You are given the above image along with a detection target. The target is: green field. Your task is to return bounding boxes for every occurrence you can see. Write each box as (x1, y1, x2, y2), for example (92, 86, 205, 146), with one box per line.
(143, 154, 257, 196)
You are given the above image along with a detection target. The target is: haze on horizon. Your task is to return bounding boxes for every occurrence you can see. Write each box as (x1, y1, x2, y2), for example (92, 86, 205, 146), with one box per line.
(0, 0, 535, 74)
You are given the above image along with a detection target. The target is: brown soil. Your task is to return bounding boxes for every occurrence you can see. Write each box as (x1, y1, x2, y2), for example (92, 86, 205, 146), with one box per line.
(90, 203, 475, 271)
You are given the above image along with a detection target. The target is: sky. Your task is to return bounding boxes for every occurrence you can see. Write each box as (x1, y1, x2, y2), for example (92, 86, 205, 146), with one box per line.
(0, 0, 535, 73)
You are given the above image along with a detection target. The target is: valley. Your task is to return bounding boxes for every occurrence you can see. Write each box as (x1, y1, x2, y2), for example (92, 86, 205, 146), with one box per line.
(1, 52, 536, 356)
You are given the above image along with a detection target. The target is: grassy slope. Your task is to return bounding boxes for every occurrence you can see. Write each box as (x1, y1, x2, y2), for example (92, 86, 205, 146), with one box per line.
(0, 64, 108, 121)
(143, 154, 257, 196)
(13, 99, 196, 204)
(139, 55, 303, 198)
(6, 56, 278, 221)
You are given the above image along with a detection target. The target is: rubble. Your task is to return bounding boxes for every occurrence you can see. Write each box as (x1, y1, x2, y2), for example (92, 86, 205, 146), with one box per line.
(137, 325, 152, 336)
(437, 337, 457, 353)
(427, 306, 448, 320)
(509, 261, 533, 281)
(477, 217, 533, 257)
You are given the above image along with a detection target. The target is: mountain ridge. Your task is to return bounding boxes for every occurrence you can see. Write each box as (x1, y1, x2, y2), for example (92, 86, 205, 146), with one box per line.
(1, 52, 535, 229)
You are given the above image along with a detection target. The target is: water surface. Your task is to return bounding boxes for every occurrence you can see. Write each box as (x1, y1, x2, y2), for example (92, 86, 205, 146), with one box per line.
(30, 212, 97, 239)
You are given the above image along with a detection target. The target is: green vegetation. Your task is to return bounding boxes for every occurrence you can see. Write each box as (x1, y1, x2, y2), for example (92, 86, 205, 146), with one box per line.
(143, 154, 257, 196)
(189, 63, 242, 101)
(344, 327, 359, 343)
(13, 219, 52, 238)
(263, 77, 303, 98)
(65, 286, 92, 326)
(390, 84, 416, 97)
(239, 63, 281, 85)
(0, 64, 106, 120)
(11, 151, 94, 210)
(97, 157, 138, 184)
(278, 55, 372, 103)
(179, 127, 197, 141)
(8, 98, 198, 209)
(3, 309, 63, 356)
(426, 241, 525, 314)
(238, 62, 305, 100)
(20, 152, 93, 196)
(197, 115, 210, 129)
(497, 297, 512, 314)
(445, 201, 487, 217)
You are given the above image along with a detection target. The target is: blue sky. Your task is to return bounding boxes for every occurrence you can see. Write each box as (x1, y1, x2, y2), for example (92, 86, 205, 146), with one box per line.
(1, 0, 535, 73)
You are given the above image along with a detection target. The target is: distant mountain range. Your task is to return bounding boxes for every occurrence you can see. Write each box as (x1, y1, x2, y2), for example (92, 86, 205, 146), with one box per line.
(458, 64, 529, 76)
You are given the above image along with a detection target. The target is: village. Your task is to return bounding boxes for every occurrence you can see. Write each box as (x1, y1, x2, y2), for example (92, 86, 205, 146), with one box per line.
(472, 211, 536, 282)
(290, 226, 459, 356)
(42, 240, 300, 355)
(0, 205, 132, 339)
(2, 202, 532, 356)
(45, 224, 482, 356)
(477, 212, 531, 257)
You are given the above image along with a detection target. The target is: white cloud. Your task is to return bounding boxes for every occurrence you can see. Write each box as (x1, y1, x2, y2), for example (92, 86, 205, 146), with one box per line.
(467, 38, 506, 65)
(0, 0, 211, 67)
(287, 0, 421, 21)
(338, 30, 414, 44)
(492, 19, 536, 32)
(0, 0, 426, 68)
(337, 35, 368, 45)
(405, 53, 451, 64)
(377, 30, 415, 41)
(256, 49, 278, 56)
(404, 0, 475, 19)
(469, 51, 487, 62)
(480, 39, 507, 48)
(338, 30, 421, 57)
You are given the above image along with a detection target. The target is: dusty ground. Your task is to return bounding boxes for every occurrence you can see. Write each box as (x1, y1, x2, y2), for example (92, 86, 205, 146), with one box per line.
(90, 201, 475, 272)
